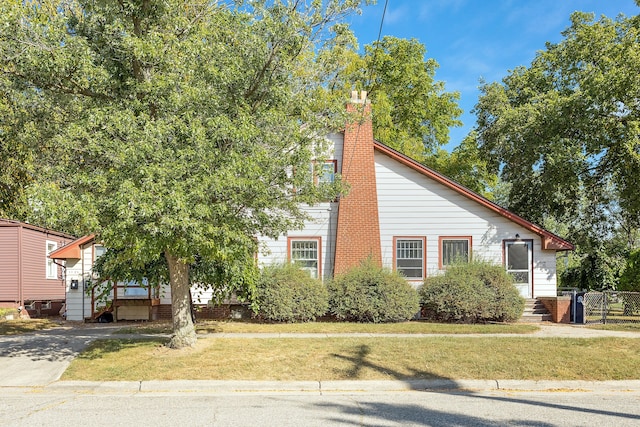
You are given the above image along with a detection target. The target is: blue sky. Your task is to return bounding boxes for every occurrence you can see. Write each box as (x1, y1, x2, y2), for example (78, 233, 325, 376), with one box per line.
(347, 0, 639, 150)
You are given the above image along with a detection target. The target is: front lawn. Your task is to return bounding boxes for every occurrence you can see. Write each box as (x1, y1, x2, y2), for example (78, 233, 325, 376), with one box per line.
(62, 336, 640, 382)
(587, 323, 640, 332)
(114, 320, 539, 335)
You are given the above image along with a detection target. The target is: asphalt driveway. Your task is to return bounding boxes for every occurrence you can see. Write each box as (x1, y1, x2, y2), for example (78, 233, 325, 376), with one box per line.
(0, 325, 119, 386)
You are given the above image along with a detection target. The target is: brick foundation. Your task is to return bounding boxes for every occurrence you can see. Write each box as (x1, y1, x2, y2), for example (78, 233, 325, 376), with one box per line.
(156, 303, 250, 321)
(539, 296, 571, 323)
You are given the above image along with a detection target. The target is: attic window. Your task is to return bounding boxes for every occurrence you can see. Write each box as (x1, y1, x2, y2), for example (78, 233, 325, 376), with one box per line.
(314, 160, 337, 184)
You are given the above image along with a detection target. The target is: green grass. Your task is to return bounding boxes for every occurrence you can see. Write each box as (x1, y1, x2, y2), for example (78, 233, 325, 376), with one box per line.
(113, 320, 539, 335)
(62, 336, 640, 381)
(0, 318, 60, 335)
(587, 323, 640, 331)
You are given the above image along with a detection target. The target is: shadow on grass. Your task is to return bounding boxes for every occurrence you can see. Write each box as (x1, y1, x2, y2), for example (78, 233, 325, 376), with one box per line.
(0, 319, 59, 336)
(76, 338, 168, 361)
(331, 344, 453, 382)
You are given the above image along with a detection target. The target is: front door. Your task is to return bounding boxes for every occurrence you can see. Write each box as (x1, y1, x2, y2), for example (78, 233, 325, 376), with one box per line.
(505, 240, 533, 298)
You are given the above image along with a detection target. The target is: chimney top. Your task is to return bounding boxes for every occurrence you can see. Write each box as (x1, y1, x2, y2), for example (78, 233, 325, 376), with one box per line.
(350, 90, 369, 104)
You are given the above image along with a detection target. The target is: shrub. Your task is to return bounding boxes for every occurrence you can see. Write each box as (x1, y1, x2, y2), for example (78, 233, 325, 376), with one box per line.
(619, 249, 640, 292)
(419, 261, 524, 323)
(328, 259, 420, 323)
(253, 263, 328, 322)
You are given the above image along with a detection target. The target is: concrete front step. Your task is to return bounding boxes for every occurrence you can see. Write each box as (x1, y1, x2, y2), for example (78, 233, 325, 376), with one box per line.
(520, 313, 553, 322)
(520, 298, 553, 322)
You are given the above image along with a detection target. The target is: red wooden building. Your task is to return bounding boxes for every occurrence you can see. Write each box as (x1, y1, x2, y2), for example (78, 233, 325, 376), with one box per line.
(0, 219, 75, 317)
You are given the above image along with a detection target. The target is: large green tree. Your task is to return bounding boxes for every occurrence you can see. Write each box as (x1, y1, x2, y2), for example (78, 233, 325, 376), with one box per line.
(422, 131, 497, 198)
(474, 8, 640, 288)
(1, 0, 359, 348)
(339, 36, 463, 161)
(338, 36, 499, 197)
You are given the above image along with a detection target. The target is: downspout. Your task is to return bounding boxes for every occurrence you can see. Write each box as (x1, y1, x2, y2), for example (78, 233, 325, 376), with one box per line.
(53, 260, 66, 282)
(328, 202, 338, 279)
(81, 243, 85, 320)
(18, 224, 23, 310)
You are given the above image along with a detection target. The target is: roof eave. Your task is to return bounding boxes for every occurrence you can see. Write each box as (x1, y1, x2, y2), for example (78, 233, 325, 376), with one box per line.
(49, 234, 96, 260)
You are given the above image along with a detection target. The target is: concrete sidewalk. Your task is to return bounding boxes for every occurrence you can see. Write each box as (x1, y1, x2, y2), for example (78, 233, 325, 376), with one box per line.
(42, 378, 640, 395)
(1, 323, 639, 391)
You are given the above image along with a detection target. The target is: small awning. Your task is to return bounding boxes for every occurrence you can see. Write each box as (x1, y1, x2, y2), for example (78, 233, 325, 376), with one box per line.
(49, 234, 95, 260)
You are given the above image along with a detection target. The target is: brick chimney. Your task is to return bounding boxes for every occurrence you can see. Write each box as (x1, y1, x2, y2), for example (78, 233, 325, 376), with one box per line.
(333, 91, 382, 275)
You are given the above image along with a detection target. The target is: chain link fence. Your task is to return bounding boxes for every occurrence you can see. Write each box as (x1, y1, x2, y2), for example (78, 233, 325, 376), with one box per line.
(583, 291, 640, 324)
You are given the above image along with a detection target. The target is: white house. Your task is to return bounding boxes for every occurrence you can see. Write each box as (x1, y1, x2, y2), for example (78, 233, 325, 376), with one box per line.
(51, 91, 573, 322)
(258, 91, 573, 299)
(49, 235, 217, 321)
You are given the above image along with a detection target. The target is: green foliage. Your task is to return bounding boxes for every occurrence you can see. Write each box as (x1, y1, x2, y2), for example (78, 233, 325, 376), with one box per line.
(419, 261, 524, 323)
(253, 263, 328, 323)
(476, 10, 640, 226)
(422, 132, 498, 199)
(619, 249, 640, 292)
(0, 0, 363, 346)
(474, 10, 640, 290)
(560, 243, 627, 291)
(336, 36, 494, 196)
(337, 36, 462, 161)
(327, 259, 420, 323)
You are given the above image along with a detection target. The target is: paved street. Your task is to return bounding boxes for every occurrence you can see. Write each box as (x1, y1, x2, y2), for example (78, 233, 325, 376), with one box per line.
(2, 386, 640, 426)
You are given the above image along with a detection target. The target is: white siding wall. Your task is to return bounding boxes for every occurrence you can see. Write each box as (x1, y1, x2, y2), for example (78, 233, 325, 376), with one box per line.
(64, 243, 231, 318)
(258, 203, 339, 280)
(64, 245, 96, 321)
(258, 133, 343, 280)
(375, 152, 558, 297)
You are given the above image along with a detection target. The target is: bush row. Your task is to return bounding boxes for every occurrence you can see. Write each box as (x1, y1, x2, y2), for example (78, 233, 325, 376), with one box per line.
(254, 259, 419, 323)
(253, 259, 524, 324)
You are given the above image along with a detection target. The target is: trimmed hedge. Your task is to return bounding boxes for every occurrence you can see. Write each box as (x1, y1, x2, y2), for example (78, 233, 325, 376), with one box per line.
(328, 259, 420, 323)
(419, 261, 524, 323)
(254, 263, 328, 322)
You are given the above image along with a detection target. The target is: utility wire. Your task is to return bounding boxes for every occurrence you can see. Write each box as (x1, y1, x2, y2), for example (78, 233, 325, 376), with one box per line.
(342, 0, 388, 178)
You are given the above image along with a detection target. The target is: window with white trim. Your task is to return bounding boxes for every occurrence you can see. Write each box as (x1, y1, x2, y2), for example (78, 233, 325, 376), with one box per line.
(440, 237, 471, 268)
(94, 245, 106, 260)
(395, 238, 424, 279)
(46, 241, 58, 279)
(289, 238, 320, 279)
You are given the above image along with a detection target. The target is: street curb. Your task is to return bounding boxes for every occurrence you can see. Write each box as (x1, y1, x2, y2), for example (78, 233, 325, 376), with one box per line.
(41, 379, 640, 394)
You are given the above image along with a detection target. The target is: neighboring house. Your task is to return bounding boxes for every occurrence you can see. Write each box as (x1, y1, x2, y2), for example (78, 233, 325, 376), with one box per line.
(49, 236, 221, 322)
(258, 91, 574, 299)
(51, 92, 573, 322)
(0, 219, 76, 316)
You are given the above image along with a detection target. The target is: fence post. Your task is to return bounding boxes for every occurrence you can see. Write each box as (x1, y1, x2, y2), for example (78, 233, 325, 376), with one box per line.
(603, 291, 607, 325)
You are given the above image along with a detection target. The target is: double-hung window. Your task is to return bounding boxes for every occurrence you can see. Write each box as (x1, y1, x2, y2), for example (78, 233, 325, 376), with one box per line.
(46, 241, 58, 279)
(394, 237, 425, 279)
(288, 237, 322, 279)
(439, 237, 471, 268)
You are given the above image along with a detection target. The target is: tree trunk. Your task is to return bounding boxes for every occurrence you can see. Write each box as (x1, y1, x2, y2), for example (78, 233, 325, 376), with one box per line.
(165, 251, 197, 349)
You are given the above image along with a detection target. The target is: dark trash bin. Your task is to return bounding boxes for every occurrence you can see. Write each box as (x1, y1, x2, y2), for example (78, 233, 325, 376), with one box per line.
(572, 292, 586, 324)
